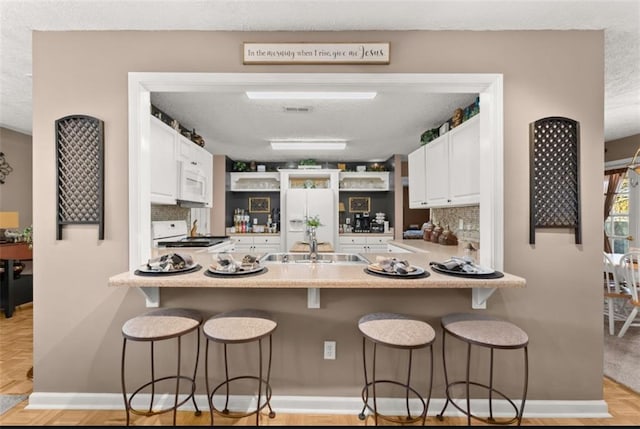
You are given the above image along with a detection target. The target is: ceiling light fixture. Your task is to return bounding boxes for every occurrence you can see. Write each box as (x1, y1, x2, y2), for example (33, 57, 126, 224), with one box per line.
(270, 139, 347, 151)
(246, 91, 377, 100)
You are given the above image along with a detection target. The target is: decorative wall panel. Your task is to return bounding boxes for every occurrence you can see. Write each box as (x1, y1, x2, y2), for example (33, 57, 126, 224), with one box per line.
(55, 115, 104, 240)
(529, 117, 581, 244)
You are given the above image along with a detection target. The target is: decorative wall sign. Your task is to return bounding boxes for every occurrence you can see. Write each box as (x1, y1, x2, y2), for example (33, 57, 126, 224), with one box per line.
(349, 197, 371, 213)
(243, 43, 390, 64)
(0, 152, 13, 184)
(529, 116, 581, 244)
(55, 115, 105, 240)
(249, 197, 270, 213)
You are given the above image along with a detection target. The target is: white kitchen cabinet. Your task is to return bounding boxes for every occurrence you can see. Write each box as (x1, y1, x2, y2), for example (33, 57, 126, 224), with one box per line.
(231, 235, 282, 253)
(150, 116, 178, 204)
(229, 172, 280, 192)
(408, 145, 428, 208)
(339, 172, 389, 191)
(339, 234, 392, 253)
(424, 115, 480, 208)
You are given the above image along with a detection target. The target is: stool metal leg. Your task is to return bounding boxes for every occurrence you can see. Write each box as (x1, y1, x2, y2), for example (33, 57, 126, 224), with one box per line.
(465, 342, 471, 426)
(173, 336, 181, 425)
(191, 328, 202, 416)
(205, 338, 214, 426)
(437, 329, 449, 420)
(121, 338, 130, 426)
(222, 343, 230, 414)
(149, 341, 156, 416)
(266, 335, 276, 418)
(424, 344, 434, 426)
(518, 347, 529, 426)
(488, 347, 495, 423)
(405, 349, 413, 420)
(358, 337, 369, 421)
(372, 342, 378, 426)
(257, 338, 263, 425)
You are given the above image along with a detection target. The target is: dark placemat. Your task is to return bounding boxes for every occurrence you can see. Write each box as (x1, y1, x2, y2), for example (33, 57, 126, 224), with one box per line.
(204, 266, 268, 278)
(430, 265, 504, 279)
(134, 264, 202, 276)
(363, 267, 430, 279)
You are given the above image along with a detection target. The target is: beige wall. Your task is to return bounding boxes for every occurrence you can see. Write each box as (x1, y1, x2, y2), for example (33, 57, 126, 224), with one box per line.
(605, 133, 639, 163)
(32, 30, 604, 401)
(0, 127, 32, 229)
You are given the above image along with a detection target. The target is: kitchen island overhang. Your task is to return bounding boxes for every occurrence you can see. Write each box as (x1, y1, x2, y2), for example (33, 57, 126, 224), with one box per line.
(108, 251, 525, 309)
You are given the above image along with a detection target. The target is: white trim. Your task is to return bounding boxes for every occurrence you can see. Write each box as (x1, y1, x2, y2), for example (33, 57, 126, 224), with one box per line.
(128, 72, 504, 308)
(605, 156, 633, 170)
(26, 392, 610, 419)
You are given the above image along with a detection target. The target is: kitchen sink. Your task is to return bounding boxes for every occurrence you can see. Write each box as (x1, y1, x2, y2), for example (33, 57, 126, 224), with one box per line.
(260, 252, 370, 265)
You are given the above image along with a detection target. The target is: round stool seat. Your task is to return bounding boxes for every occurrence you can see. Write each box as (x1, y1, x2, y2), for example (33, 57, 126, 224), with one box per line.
(204, 309, 277, 344)
(441, 313, 528, 348)
(358, 312, 435, 348)
(122, 308, 202, 341)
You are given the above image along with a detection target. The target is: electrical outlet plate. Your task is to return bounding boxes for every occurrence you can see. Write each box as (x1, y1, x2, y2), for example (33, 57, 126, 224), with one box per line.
(324, 340, 336, 360)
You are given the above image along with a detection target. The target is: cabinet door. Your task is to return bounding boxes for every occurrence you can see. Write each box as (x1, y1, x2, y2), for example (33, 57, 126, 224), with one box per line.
(408, 146, 427, 208)
(199, 147, 213, 207)
(425, 135, 450, 207)
(340, 244, 367, 253)
(448, 116, 480, 205)
(150, 117, 177, 204)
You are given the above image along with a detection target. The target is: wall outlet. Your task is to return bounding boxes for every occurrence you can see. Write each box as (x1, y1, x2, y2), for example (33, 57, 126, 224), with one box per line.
(324, 340, 336, 360)
(459, 219, 464, 230)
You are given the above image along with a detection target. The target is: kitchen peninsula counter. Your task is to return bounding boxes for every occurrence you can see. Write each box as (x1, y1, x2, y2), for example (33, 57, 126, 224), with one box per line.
(108, 251, 525, 290)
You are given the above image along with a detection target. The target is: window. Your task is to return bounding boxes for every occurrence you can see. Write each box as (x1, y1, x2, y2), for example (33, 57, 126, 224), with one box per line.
(605, 176, 630, 254)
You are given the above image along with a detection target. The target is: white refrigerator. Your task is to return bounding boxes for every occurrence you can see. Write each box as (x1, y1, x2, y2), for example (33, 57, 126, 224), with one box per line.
(284, 188, 336, 252)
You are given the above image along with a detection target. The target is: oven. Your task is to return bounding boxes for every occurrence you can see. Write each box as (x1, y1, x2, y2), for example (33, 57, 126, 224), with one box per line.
(152, 220, 233, 251)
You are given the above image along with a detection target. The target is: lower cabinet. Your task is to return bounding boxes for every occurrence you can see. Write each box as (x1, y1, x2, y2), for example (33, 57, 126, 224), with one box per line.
(232, 235, 282, 253)
(338, 235, 392, 253)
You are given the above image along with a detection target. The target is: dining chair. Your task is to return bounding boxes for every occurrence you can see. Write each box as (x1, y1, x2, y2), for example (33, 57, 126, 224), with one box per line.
(617, 251, 640, 338)
(603, 253, 630, 335)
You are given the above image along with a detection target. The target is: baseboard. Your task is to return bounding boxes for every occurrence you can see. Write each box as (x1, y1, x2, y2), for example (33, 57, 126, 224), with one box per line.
(26, 392, 610, 418)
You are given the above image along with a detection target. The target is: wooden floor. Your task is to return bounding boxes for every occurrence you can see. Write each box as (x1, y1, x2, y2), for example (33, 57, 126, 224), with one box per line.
(2, 304, 639, 426)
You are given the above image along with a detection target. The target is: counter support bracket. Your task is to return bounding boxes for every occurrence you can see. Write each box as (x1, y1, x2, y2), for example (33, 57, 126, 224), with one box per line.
(472, 288, 496, 309)
(307, 288, 320, 309)
(137, 287, 160, 308)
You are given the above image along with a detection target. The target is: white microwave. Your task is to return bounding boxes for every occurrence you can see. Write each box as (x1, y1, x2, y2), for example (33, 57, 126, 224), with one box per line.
(177, 160, 208, 207)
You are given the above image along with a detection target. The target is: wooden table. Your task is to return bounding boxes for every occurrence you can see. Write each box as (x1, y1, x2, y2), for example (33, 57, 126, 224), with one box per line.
(0, 242, 33, 318)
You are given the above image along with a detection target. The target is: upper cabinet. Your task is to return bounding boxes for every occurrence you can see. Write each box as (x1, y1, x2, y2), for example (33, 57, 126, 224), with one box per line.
(407, 145, 427, 208)
(229, 172, 281, 192)
(408, 115, 480, 209)
(150, 116, 178, 204)
(150, 115, 213, 207)
(338, 172, 389, 191)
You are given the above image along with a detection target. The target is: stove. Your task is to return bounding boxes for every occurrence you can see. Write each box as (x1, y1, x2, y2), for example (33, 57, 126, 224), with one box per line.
(152, 220, 229, 248)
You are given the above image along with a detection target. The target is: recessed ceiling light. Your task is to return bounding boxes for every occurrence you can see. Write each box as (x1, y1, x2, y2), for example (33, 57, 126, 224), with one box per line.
(247, 91, 376, 100)
(270, 139, 347, 151)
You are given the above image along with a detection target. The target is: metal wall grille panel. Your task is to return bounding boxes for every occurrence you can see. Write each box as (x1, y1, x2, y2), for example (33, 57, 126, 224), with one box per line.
(529, 116, 581, 244)
(55, 115, 104, 240)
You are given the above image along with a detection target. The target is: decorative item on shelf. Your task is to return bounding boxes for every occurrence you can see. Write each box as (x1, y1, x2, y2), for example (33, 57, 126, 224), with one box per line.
(0, 152, 14, 184)
(0, 211, 20, 243)
(191, 129, 205, 147)
(298, 159, 320, 169)
(438, 225, 458, 246)
(55, 114, 104, 240)
(451, 108, 463, 128)
(369, 163, 386, 172)
(529, 116, 581, 244)
(423, 220, 433, 242)
(438, 122, 449, 137)
(349, 197, 371, 213)
(430, 223, 443, 244)
(190, 220, 198, 237)
(170, 119, 180, 130)
(257, 164, 266, 172)
(420, 128, 439, 145)
(337, 163, 346, 171)
(250, 161, 257, 172)
(356, 165, 366, 172)
(249, 197, 270, 213)
(233, 161, 248, 172)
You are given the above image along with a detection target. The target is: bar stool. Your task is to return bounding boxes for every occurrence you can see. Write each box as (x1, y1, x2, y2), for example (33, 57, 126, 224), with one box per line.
(437, 313, 529, 426)
(120, 307, 203, 426)
(203, 309, 277, 426)
(357, 312, 435, 426)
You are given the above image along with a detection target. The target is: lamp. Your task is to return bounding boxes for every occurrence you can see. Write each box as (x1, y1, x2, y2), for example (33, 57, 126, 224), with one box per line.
(0, 211, 19, 242)
(270, 139, 347, 151)
(628, 146, 640, 187)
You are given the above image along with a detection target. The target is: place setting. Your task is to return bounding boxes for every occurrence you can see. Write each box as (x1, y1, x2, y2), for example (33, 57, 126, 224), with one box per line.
(364, 256, 429, 279)
(205, 253, 268, 277)
(134, 252, 202, 276)
(428, 256, 504, 279)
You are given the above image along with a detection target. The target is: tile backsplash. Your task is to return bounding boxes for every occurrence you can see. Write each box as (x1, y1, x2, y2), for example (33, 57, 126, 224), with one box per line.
(430, 205, 480, 247)
(151, 204, 190, 224)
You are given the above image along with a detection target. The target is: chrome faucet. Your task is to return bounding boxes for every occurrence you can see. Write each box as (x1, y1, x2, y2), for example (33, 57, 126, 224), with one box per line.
(308, 227, 318, 262)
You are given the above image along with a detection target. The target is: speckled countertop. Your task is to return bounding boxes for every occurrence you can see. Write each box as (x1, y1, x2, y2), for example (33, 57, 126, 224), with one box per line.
(108, 242, 524, 290)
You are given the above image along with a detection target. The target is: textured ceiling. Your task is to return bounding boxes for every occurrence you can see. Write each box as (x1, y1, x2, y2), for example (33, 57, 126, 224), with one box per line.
(1, 0, 639, 151)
